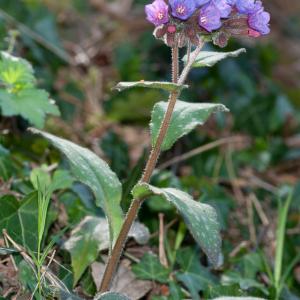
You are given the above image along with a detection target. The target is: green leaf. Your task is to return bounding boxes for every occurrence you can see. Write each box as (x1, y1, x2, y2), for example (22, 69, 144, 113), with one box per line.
(30, 166, 73, 192)
(175, 248, 216, 300)
(18, 260, 37, 293)
(211, 298, 266, 300)
(29, 129, 124, 246)
(221, 253, 269, 296)
(51, 170, 74, 191)
(0, 52, 60, 128)
(151, 100, 228, 151)
(205, 284, 246, 298)
(222, 271, 267, 293)
(183, 48, 246, 68)
(58, 290, 84, 300)
(63, 216, 104, 285)
(94, 292, 130, 300)
(0, 89, 60, 128)
(113, 81, 188, 92)
(64, 216, 149, 285)
(0, 193, 39, 251)
(30, 165, 52, 191)
(132, 184, 222, 267)
(0, 52, 35, 90)
(132, 252, 170, 283)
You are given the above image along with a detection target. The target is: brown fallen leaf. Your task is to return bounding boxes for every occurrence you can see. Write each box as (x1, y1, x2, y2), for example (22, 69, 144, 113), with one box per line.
(92, 259, 152, 300)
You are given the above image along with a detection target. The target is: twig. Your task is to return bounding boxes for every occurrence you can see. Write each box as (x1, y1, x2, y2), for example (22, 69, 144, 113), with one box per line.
(229, 241, 251, 258)
(159, 136, 246, 170)
(250, 194, 269, 226)
(0, 9, 73, 65)
(225, 144, 244, 203)
(287, 227, 300, 235)
(225, 146, 257, 245)
(159, 214, 168, 268)
(246, 196, 257, 245)
(123, 251, 140, 264)
(3, 231, 18, 272)
(150, 218, 178, 239)
(242, 172, 278, 194)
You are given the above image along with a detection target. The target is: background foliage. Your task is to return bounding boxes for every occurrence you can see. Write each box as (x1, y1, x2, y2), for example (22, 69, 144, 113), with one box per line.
(0, 0, 300, 299)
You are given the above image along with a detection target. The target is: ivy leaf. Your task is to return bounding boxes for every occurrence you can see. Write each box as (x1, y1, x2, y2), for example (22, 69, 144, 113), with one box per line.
(183, 48, 246, 68)
(175, 248, 217, 299)
(0, 52, 35, 90)
(132, 252, 170, 283)
(113, 81, 188, 93)
(0, 89, 60, 128)
(63, 216, 149, 285)
(132, 184, 222, 267)
(29, 129, 124, 247)
(151, 100, 228, 151)
(94, 292, 130, 300)
(0, 193, 39, 251)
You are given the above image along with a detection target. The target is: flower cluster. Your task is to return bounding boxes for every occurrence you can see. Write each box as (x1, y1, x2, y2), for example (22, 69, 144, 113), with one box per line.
(145, 0, 270, 47)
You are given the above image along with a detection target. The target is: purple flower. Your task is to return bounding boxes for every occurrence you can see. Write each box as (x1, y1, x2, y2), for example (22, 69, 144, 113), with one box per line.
(194, 0, 211, 8)
(236, 0, 255, 14)
(212, 0, 232, 18)
(198, 2, 222, 32)
(145, 0, 169, 26)
(169, 0, 196, 20)
(226, 0, 236, 6)
(248, 8, 270, 35)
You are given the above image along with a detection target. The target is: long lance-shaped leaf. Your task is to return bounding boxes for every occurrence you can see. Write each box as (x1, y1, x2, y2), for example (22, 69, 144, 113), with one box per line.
(30, 128, 123, 247)
(132, 183, 222, 267)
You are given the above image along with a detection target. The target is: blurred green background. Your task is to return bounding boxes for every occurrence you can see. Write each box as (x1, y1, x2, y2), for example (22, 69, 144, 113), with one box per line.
(0, 0, 300, 299)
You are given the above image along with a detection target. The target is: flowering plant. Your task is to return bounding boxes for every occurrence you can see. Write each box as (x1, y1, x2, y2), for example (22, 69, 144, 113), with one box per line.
(146, 0, 270, 47)
(30, 1, 270, 299)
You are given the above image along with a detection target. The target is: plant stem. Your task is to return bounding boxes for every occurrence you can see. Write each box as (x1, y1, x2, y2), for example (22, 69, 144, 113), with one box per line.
(99, 40, 204, 293)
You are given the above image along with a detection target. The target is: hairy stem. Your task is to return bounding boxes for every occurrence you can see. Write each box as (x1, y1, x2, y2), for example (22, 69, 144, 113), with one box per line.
(99, 40, 204, 293)
(172, 44, 179, 84)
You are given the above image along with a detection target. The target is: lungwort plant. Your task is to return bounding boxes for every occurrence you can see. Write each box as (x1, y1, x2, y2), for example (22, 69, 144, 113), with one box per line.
(29, 0, 270, 298)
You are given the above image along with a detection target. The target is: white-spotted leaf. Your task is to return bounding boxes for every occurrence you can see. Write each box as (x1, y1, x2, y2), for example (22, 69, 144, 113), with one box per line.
(113, 81, 188, 92)
(211, 298, 267, 300)
(29, 129, 123, 247)
(151, 100, 228, 151)
(94, 292, 130, 300)
(132, 183, 222, 267)
(183, 48, 246, 68)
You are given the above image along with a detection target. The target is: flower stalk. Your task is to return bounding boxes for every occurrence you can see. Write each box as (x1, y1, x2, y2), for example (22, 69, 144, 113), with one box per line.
(99, 40, 204, 293)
